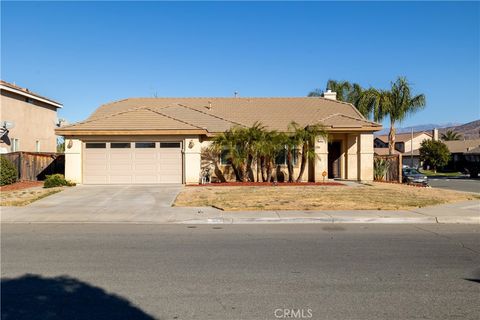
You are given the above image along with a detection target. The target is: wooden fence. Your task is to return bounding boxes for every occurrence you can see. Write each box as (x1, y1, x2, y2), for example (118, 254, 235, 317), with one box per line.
(374, 154, 402, 183)
(2, 152, 65, 181)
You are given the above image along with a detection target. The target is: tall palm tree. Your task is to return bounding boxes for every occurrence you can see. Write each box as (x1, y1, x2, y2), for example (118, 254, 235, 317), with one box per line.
(441, 130, 462, 141)
(365, 77, 426, 155)
(308, 80, 371, 118)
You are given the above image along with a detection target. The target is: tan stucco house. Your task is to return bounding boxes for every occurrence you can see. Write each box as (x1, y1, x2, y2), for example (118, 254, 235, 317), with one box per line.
(0, 80, 63, 153)
(56, 94, 382, 184)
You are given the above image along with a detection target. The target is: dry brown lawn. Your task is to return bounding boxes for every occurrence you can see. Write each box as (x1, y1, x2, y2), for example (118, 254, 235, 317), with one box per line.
(1, 187, 63, 206)
(174, 183, 479, 211)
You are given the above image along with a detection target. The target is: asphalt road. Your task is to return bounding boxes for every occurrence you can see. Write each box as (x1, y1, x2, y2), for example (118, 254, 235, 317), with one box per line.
(428, 177, 480, 193)
(1, 224, 479, 320)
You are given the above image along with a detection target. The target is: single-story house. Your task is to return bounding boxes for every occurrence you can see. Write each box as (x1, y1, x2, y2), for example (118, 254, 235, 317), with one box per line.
(443, 139, 480, 172)
(1, 80, 63, 153)
(56, 95, 382, 184)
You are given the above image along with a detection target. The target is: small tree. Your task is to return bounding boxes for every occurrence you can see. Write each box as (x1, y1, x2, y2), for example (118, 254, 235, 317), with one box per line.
(419, 140, 450, 173)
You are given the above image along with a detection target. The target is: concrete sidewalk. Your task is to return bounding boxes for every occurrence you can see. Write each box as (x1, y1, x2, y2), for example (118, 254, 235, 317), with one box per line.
(1, 200, 478, 224)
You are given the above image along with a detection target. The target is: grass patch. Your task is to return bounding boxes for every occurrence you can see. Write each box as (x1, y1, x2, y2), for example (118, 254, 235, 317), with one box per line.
(420, 170, 463, 177)
(1, 188, 63, 206)
(174, 183, 478, 211)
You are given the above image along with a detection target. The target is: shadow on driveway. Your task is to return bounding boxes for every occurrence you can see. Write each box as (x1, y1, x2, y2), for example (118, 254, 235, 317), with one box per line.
(1, 274, 156, 320)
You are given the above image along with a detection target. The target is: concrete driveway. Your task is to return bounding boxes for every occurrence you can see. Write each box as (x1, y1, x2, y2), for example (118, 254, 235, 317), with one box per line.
(1, 185, 222, 223)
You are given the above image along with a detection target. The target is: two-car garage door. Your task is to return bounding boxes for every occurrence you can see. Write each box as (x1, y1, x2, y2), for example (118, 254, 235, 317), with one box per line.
(83, 141, 183, 184)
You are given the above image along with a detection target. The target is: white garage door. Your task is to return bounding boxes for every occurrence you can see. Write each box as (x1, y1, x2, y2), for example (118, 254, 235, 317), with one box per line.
(83, 142, 183, 184)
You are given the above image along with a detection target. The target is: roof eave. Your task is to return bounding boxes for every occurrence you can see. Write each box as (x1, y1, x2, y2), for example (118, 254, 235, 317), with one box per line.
(0, 84, 63, 108)
(55, 129, 208, 136)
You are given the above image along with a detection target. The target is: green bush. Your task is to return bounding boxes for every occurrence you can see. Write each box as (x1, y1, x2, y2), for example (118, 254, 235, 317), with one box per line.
(44, 174, 76, 188)
(0, 156, 18, 186)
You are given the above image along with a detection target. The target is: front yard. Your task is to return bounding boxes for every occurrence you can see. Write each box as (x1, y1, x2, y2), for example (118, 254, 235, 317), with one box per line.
(174, 182, 479, 211)
(1, 184, 63, 206)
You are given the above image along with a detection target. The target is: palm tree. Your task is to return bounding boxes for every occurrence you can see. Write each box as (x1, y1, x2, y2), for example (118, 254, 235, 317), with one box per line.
(441, 130, 462, 141)
(211, 126, 249, 181)
(365, 77, 426, 155)
(255, 131, 285, 182)
(308, 80, 371, 118)
(290, 123, 327, 182)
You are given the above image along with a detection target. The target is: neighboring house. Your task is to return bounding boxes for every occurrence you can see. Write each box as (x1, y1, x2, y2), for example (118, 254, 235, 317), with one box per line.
(374, 131, 433, 168)
(374, 131, 432, 153)
(56, 95, 382, 185)
(443, 139, 480, 172)
(464, 146, 480, 177)
(0, 80, 63, 153)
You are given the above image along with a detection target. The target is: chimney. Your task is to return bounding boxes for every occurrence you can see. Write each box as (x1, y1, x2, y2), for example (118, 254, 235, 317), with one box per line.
(234, 91, 238, 98)
(323, 89, 337, 100)
(432, 128, 438, 141)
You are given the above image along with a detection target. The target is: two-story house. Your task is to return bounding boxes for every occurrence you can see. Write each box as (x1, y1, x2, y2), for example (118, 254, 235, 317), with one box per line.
(0, 80, 63, 153)
(374, 131, 433, 167)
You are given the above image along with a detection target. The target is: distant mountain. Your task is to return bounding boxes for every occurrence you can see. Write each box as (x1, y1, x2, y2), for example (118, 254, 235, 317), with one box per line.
(439, 120, 480, 140)
(375, 120, 480, 140)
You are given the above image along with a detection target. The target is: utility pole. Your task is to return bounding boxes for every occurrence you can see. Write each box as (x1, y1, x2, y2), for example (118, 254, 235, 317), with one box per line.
(411, 128, 414, 168)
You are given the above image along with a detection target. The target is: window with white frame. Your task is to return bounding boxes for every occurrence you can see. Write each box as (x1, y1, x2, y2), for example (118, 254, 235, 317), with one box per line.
(11, 138, 19, 152)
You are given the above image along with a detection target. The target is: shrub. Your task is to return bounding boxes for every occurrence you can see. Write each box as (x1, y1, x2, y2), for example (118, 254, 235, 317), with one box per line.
(419, 140, 450, 173)
(0, 156, 18, 186)
(44, 174, 76, 188)
(374, 158, 390, 181)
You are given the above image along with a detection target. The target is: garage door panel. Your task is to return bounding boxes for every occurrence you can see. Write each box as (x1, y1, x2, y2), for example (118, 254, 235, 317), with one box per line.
(134, 175, 158, 184)
(84, 141, 182, 184)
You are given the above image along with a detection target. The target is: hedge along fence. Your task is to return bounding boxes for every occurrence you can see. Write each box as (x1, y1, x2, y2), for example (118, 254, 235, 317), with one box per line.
(374, 154, 402, 183)
(1, 152, 65, 181)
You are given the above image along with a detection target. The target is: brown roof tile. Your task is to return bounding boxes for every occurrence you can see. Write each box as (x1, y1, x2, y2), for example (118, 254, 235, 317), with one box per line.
(59, 97, 382, 134)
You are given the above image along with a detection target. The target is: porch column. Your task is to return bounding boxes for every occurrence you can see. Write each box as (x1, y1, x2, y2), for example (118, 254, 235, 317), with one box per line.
(358, 133, 374, 182)
(184, 136, 201, 184)
(64, 138, 82, 183)
(346, 134, 359, 180)
(313, 135, 328, 182)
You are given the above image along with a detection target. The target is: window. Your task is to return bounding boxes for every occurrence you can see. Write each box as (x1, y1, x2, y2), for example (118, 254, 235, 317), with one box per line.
(135, 142, 156, 148)
(11, 138, 19, 152)
(85, 142, 106, 149)
(160, 142, 181, 148)
(35, 141, 40, 152)
(220, 149, 231, 165)
(111, 142, 131, 148)
(274, 148, 298, 165)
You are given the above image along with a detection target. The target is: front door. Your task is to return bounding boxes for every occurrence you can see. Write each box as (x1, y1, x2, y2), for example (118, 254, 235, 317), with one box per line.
(328, 141, 342, 179)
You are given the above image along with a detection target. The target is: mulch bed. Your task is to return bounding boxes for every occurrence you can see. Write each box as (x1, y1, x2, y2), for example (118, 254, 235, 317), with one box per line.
(189, 181, 345, 187)
(0, 181, 43, 191)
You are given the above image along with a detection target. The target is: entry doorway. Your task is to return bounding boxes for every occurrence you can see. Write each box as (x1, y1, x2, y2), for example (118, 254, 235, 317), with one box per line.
(328, 141, 342, 179)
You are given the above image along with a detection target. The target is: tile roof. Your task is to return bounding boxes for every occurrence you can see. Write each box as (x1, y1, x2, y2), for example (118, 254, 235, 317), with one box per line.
(58, 97, 382, 134)
(443, 139, 480, 153)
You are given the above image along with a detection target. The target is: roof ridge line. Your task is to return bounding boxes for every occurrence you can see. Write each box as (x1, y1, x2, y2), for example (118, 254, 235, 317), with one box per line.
(175, 103, 247, 127)
(143, 107, 206, 131)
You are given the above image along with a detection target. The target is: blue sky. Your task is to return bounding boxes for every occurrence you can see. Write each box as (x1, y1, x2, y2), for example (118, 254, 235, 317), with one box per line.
(2, 1, 479, 128)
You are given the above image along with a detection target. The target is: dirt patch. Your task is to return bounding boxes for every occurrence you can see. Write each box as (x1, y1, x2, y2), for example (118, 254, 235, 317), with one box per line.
(1, 186, 63, 206)
(174, 182, 479, 211)
(0, 181, 43, 191)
